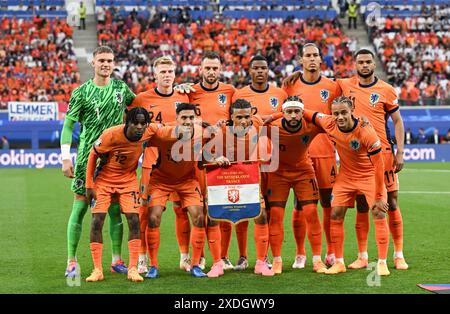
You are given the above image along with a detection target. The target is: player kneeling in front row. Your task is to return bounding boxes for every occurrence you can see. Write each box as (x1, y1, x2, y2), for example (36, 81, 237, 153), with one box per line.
(303, 96, 390, 276)
(85, 107, 160, 282)
(145, 103, 207, 279)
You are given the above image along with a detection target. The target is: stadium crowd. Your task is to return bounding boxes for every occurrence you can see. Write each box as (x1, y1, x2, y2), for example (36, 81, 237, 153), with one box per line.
(97, 7, 357, 93)
(367, 4, 450, 106)
(0, 16, 80, 108)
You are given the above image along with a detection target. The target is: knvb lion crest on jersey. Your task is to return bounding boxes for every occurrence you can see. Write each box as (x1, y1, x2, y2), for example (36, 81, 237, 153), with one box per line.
(269, 97, 279, 109)
(301, 135, 311, 145)
(350, 139, 361, 151)
(115, 90, 123, 106)
(320, 89, 330, 102)
(227, 189, 240, 203)
(218, 94, 227, 107)
(369, 93, 380, 107)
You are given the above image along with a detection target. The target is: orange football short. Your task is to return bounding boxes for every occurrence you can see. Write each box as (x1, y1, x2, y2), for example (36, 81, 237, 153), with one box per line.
(311, 157, 337, 189)
(91, 185, 140, 214)
(149, 178, 203, 208)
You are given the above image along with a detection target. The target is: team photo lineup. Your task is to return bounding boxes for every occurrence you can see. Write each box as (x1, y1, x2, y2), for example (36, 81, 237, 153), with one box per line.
(1, 0, 450, 295)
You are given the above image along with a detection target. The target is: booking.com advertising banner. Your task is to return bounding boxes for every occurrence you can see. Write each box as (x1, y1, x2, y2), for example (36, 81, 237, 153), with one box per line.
(1, 145, 450, 169)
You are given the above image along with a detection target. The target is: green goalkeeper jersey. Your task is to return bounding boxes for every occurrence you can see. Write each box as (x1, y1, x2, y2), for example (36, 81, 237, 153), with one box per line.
(66, 78, 135, 165)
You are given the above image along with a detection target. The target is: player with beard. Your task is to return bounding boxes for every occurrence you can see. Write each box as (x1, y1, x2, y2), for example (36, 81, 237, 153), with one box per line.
(337, 49, 407, 271)
(282, 43, 341, 268)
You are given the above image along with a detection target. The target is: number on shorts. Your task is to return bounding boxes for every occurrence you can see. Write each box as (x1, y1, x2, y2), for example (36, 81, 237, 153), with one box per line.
(309, 178, 318, 191)
(384, 170, 395, 183)
(131, 191, 139, 205)
(330, 166, 336, 178)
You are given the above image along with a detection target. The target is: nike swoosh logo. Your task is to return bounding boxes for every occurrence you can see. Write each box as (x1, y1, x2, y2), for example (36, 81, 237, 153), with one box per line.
(149, 104, 157, 108)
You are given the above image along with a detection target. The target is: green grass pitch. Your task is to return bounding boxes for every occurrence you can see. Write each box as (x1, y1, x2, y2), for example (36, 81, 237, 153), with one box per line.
(1, 162, 449, 294)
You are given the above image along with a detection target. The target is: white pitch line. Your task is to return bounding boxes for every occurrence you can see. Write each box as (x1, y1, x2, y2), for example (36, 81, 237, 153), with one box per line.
(400, 191, 450, 194)
(404, 169, 450, 173)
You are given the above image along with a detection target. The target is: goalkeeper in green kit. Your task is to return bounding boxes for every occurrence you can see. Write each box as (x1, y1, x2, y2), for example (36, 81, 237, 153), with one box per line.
(61, 46, 135, 278)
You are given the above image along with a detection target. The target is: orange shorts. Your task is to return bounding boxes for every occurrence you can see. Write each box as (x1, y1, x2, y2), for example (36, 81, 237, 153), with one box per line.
(311, 157, 337, 189)
(266, 171, 319, 202)
(149, 178, 203, 208)
(383, 151, 399, 192)
(331, 175, 387, 209)
(91, 185, 140, 214)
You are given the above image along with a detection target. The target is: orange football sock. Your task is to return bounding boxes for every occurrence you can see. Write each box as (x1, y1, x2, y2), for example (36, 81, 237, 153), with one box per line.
(303, 203, 322, 256)
(220, 221, 232, 258)
(292, 208, 306, 256)
(388, 208, 403, 252)
(236, 220, 249, 258)
(90, 242, 103, 271)
(128, 239, 140, 269)
(139, 205, 148, 254)
(322, 207, 333, 255)
(207, 225, 221, 263)
(330, 219, 345, 259)
(374, 218, 389, 260)
(355, 211, 370, 254)
(254, 223, 269, 261)
(191, 226, 206, 266)
(269, 206, 285, 257)
(174, 205, 190, 254)
(146, 227, 160, 268)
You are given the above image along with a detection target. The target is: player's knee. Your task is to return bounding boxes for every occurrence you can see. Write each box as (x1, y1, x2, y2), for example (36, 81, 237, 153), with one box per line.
(207, 218, 218, 227)
(330, 209, 344, 220)
(91, 214, 105, 231)
(372, 208, 386, 220)
(387, 192, 398, 211)
(127, 214, 140, 231)
(255, 211, 267, 224)
(319, 189, 332, 208)
(148, 214, 161, 228)
(192, 213, 205, 228)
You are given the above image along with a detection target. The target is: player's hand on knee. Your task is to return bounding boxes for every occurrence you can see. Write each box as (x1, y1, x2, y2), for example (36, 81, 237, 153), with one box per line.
(358, 115, 371, 127)
(62, 159, 74, 178)
(373, 199, 389, 214)
(262, 114, 273, 125)
(174, 83, 195, 94)
(139, 197, 148, 207)
(214, 156, 231, 167)
(86, 188, 96, 207)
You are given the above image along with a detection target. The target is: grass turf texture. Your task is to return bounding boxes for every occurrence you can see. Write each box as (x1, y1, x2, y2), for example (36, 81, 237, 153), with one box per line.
(1, 162, 449, 294)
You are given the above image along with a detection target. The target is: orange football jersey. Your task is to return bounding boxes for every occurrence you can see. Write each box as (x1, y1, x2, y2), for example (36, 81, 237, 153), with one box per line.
(337, 76, 399, 151)
(87, 124, 160, 188)
(188, 82, 235, 123)
(306, 110, 382, 180)
(130, 88, 189, 168)
(283, 74, 341, 158)
(269, 117, 321, 172)
(147, 125, 203, 184)
(232, 84, 287, 115)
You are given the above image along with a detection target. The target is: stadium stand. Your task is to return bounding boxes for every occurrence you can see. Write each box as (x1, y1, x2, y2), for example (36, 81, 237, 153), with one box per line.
(96, 5, 352, 93)
(0, 16, 79, 107)
(363, 0, 450, 106)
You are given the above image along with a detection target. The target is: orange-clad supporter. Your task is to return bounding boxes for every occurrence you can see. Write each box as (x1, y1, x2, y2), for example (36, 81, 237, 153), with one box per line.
(84, 107, 159, 283)
(303, 96, 390, 277)
(129, 55, 191, 274)
(265, 97, 328, 275)
(282, 43, 341, 268)
(338, 49, 408, 271)
(1, 18, 80, 102)
(100, 14, 354, 93)
(208, 98, 275, 277)
(144, 103, 208, 279)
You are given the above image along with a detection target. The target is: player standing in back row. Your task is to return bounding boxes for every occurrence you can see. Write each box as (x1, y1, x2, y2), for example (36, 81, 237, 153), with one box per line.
(338, 49, 408, 270)
(61, 46, 135, 278)
(282, 43, 341, 268)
